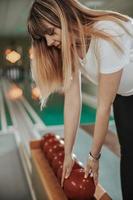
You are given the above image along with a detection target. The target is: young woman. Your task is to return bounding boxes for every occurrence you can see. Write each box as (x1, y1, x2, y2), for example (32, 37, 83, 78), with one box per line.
(27, 0, 133, 199)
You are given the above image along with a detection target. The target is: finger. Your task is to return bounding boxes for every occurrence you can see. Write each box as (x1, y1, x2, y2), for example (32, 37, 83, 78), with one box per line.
(65, 167, 72, 179)
(71, 159, 75, 168)
(90, 172, 93, 177)
(61, 168, 66, 188)
(84, 166, 91, 178)
(65, 171, 70, 179)
(93, 172, 98, 186)
(65, 159, 75, 179)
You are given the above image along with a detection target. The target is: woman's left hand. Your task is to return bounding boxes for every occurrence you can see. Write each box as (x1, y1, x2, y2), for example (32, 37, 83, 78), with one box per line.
(84, 158, 99, 186)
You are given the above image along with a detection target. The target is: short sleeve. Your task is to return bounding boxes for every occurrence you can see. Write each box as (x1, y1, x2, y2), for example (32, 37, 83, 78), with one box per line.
(94, 21, 131, 74)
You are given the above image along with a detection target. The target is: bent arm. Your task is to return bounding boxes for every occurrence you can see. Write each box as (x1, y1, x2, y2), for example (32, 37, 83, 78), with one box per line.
(64, 69, 82, 156)
(91, 69, 123, 157)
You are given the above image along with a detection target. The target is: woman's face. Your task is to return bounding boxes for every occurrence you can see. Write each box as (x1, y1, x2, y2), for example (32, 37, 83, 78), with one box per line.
(44, 21, 61, 49)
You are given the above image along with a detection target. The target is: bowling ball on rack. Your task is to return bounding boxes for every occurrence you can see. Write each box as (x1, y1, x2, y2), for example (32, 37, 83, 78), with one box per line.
(40, 133, 56, 149)
(57, 160, 83, 183)
(51, 151, 64, 174)
(43, 138, 60, 155)
(63, 169, 95, 200)
(47, 143, 64, 164)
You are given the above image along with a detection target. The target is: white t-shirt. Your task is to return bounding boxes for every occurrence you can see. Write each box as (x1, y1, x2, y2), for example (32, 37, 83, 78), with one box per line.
(80, 20, 133, 96)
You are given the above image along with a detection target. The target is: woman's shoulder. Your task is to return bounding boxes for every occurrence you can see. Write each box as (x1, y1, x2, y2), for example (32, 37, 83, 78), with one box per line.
(94, 19, 133, 35)
(94, 20, 123, 33)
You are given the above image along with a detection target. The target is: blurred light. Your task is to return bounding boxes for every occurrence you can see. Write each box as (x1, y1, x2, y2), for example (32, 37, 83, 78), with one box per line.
(6, 50, 21, 63)
(7, 85, 23, 100)
(32, 86, 41, 100)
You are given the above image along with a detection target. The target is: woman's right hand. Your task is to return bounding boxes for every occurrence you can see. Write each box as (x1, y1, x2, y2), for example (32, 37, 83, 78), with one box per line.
(61, 154, 74, 187)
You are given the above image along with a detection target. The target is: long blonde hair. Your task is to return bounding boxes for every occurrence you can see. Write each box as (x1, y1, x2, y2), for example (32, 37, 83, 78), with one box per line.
(27, 0, 132, 107)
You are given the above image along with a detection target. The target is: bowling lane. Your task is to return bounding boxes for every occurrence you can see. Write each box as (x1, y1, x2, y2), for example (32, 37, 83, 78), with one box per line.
(3, 95, 13, 127)
(1, 79, 42, 155)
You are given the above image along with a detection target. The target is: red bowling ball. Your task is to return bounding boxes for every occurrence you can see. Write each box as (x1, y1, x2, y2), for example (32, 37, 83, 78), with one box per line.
(40, 133, 56, 150)
(43, 138, 60, 155)
(51, 151, 64, 174)
(64, 169, 96, 200)
(43, 133, 56, 142)
(47, 144, 64, 164)
(57, 160, 83, 183)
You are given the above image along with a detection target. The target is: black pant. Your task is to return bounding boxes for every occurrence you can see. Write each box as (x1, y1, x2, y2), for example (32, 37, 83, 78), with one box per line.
(113, 94, 133, 200)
